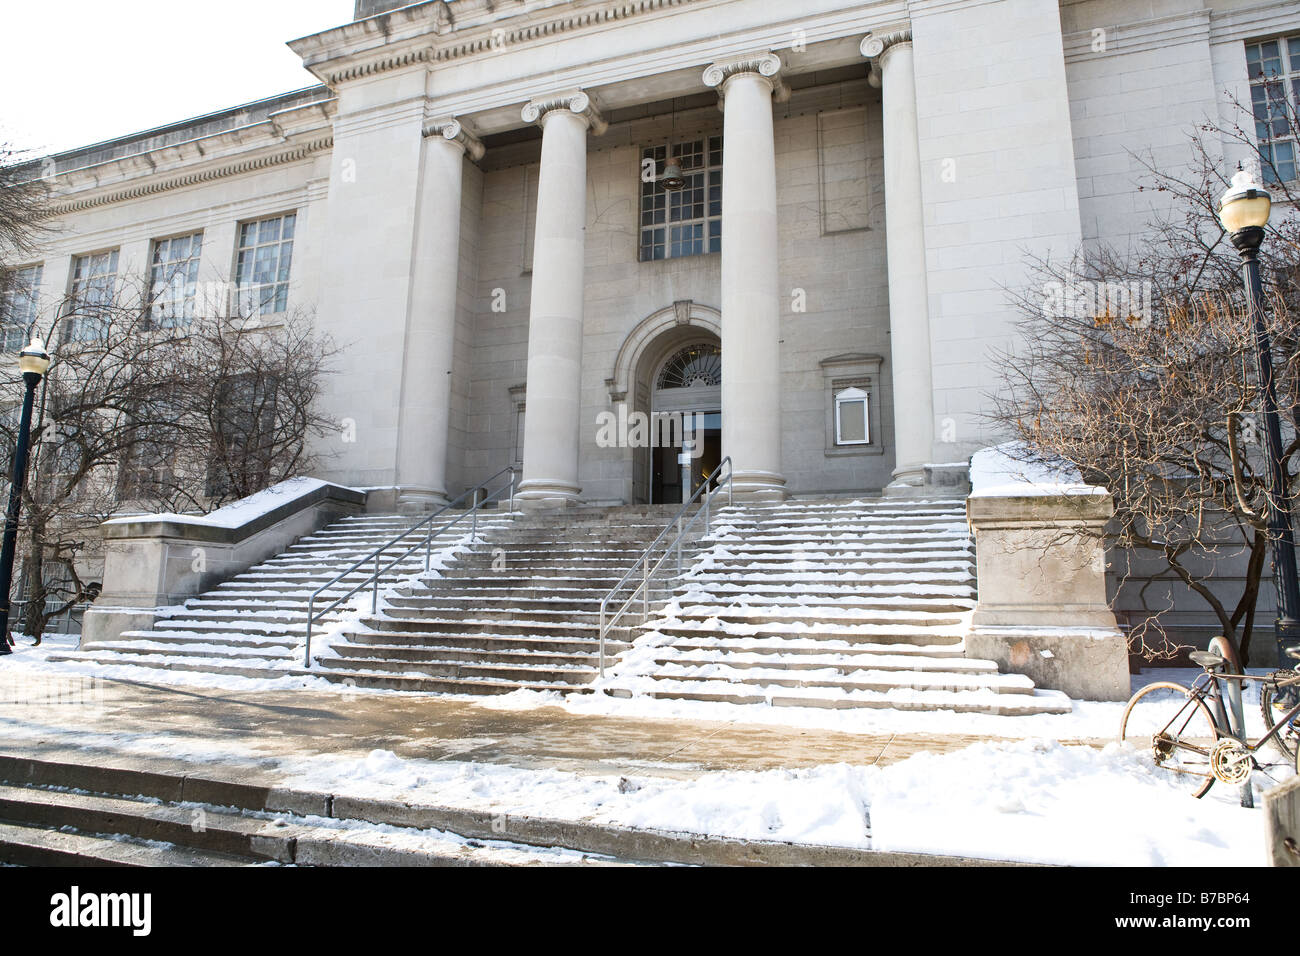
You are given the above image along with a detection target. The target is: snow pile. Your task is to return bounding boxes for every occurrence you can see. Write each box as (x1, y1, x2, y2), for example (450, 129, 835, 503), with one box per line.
(868, 738, 1261, 866)
(969, 442, 1106, 498)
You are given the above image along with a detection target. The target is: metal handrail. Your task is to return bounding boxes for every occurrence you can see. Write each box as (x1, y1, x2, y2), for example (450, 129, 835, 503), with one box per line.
(597, 456, 733, 677)
(303, 466, 516, 667)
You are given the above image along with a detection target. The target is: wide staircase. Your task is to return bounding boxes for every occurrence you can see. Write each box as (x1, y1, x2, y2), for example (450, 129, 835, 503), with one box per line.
(50, 510, 513, 679)
(308, 505, 683, 693)
(51, 494, 1071, 715)
(602, 497, 1071, 715)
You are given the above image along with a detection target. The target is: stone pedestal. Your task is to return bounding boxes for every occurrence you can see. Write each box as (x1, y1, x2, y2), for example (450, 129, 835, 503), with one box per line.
(82, 480, 366, 646)
(966, 491, 1130, 701)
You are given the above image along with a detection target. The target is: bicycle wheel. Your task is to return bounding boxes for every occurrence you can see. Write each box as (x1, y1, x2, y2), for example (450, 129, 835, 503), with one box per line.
(1120, 681, 1220, 798)
(1259, 671, 1300, 762)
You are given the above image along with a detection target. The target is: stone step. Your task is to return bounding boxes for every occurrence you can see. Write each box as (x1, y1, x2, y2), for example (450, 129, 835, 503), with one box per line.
(332, 642, 602, 667)
(648, 622, 965, 645)
(623, 684, 1072, 715)
(47, 651, 293, 680)
(314, 655, 596, 684)
(657, 651, 998, 673)
(647, 666, 1037, 695)
(307, 668, 584, 696)
(0, 818, 253, 867)
(341, 630, 633, 656)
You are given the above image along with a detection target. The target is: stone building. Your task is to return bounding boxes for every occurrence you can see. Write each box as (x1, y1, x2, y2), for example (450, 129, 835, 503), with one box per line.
(5, 0, 1300, 648)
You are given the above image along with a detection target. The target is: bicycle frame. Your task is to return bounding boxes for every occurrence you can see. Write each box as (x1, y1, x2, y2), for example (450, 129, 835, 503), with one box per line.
(1185, 667, 1300, 758)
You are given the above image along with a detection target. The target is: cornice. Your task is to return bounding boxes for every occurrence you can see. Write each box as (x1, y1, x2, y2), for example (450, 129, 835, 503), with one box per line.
(298, 0, 718, 88)
(1209, 0, 1300, 45)
(522, 90, 609, 135)
(46, 136, 334, 217)
(1062, 10, 1210, 63)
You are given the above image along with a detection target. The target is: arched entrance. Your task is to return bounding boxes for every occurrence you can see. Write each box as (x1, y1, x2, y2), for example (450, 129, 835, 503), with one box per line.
(649, 341, 722, 504)
(608, 302, 723, 505)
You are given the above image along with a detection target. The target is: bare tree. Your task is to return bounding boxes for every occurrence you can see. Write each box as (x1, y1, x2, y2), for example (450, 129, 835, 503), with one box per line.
(991, 76, 1300, 666)
(0, 274, 338, 645)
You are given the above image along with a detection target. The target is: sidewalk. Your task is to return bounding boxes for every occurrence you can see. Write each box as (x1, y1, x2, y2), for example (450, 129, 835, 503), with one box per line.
(0, 671, 1074, 777)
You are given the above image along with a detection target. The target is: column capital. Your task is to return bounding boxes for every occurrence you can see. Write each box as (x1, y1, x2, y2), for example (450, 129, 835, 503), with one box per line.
(422, 117, 486, 161)
(702, 52, 789, 103)
(860, 28, 912, 60)
(521, 90, 608, 135)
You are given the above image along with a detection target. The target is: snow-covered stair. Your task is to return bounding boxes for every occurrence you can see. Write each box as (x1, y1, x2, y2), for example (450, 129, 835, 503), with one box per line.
(308, 505, 688, 694)
(50, 511, 513, 679)
(603, 498, 1072, 716)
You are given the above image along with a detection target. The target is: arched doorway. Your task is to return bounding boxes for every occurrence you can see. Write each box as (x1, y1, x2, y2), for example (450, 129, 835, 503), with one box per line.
(647, 339, 722, 504)
(608, 302, 723, 505)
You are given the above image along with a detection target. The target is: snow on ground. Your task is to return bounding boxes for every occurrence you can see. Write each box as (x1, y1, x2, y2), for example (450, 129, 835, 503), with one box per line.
(3, 637, 1292, 865)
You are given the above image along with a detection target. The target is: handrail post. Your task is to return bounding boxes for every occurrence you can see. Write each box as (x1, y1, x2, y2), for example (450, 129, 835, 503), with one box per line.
(642, 554, 649, 620)
(304, 596, 314, 668)
(598, 606, 606, 679)
(372, 553, 379, 614)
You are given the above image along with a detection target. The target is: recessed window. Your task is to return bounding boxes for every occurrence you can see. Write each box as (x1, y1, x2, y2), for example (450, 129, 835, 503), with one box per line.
(835, 387, 870, 445)
(639, 137, 722, 261)
(67, 250, 120, 341)
(1246, 35, 1300, 184)
(656, 344, 722, 390)
(0, 264, 42, 352)
(148, 232, 203, 328)
(235, 213, 295, 316)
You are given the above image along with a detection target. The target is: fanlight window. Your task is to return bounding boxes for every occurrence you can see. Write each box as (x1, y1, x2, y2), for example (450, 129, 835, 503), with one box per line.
(835, 386, 870, 445)
(656, 345, 722, 390)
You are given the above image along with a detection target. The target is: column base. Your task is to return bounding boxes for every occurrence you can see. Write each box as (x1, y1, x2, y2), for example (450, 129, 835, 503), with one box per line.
(884, 468, 925, 497)
(514, 478, 581, 512)
(729, 470, 788, 501)
(396, 487, 450, 514)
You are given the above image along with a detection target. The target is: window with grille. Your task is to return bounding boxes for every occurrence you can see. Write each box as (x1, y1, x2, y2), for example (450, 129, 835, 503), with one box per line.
(66, 250, 119, 342)
(639, 137, 722, 261)
(0, 264, 42, 352)
(1246, 35, 1300, 184)
(148, 232, 203, 328)
(235, 213, 295, 316)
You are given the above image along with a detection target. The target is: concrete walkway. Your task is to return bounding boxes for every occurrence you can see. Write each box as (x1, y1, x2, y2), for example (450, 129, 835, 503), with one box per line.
(0, 672, 1106, 778)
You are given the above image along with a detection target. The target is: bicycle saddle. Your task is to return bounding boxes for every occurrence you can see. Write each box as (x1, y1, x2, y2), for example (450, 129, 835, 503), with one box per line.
(1189, 650, 1225, 668)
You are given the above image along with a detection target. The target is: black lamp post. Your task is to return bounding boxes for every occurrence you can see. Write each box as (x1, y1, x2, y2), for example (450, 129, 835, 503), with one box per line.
(1218, 170, 1300, 664)
(0, 338, 51, 655)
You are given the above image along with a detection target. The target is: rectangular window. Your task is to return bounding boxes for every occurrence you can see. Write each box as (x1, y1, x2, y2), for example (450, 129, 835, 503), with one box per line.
(639, 136, 722, 261)
(205, 373, 278, 498)
(1246, 34, 1300, 184)
(67, 250, 120, 341)
(235, 213, 295, 316)
(0, 264, 42, 352)
(148, 232, 203, 328)
(835, 387, 870, 445)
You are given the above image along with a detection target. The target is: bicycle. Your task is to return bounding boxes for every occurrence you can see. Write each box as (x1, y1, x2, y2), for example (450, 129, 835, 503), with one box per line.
(1119, 639, 1300, 798)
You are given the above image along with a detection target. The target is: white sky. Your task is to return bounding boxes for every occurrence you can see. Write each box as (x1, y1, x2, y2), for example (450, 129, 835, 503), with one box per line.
(0, 1, 356, 157)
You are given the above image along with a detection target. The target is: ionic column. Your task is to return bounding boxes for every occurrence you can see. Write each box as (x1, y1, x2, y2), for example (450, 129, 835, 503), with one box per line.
(396, 118, 484, 510)
(863, 31, 935, 491)
(704, 54, 788, 500)
(515, 91, 606, 510)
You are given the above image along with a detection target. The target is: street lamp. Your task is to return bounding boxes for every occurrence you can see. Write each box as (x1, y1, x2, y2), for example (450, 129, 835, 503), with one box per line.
(0, 338, 51, 655)
(1218, 169, 1300, 664)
